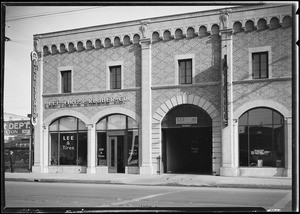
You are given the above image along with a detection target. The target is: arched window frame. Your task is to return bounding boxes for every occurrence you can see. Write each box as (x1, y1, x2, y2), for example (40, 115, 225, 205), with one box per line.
(238, 107, 285, 168)
(49, 116, 87, 166)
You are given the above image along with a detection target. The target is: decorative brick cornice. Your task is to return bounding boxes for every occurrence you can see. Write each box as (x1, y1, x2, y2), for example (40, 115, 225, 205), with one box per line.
(35, 4, 292, 56)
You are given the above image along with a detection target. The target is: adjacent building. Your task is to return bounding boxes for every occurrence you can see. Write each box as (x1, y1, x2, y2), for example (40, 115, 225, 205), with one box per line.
(31, 4, 294, 177)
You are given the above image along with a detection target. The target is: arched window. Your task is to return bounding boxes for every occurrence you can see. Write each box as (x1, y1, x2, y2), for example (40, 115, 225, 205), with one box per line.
(49, 116, 87, 166)
(152, 31, 160, 42)
(123, 35, 131, 45)
(133, 34, 140, 44)
(186, 27, 195, 38)
(114, 37, 121, 47)
(211, 24, 220, 35)
(77, 41, 84, 51)
(239, 108, 284, 167)
(270, 17, 280, 29)
(174, 29, 183, 39)
(282, 16, 292, 27)
(233, 21, 243, 33)
(104, 38, 111, 48)
(163, 30, 171, 40)
(199, 26, 207, 37)
(96, 114, 139, 169)
(95, 39, 102, 49)
(68, 42, 75, 52)
(245, 20, 255, 31)
(86, 40, 93, 50)
(257, 19, 268, 30)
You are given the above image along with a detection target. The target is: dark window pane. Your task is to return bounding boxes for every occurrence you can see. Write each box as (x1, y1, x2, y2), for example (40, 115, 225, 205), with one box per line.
(50, 133, 58, 165)
(61, 71, 71, 93)
(77, 133, 87, 166)
(179, 59, 192, 84)
(239, 113, 248, 125)
(273, 111, 284, 124)
(186, 75, 192, 84)
(127, 130, 139, 166)
(59, 117, 77, 131)
(249, 125, 273, 167)
(59, 133, 77, 165)
(111, 139, 115, 167)
(273, 125, 285, 167)
(97, 132, 107, 166)
(249, 108, 272, 125)
(252, 52, 268, 79)
(239, 126, 248, 166)
(110, 66, 121, 89)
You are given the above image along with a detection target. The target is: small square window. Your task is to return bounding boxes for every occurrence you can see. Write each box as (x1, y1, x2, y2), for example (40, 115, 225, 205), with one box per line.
(252, 52, 268, 79)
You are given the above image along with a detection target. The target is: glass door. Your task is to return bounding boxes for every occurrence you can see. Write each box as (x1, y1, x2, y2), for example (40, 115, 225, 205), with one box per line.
(108, 137, 117, 173)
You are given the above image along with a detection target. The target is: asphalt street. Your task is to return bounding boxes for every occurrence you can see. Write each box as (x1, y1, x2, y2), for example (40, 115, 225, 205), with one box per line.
(4, 181, 292, 212)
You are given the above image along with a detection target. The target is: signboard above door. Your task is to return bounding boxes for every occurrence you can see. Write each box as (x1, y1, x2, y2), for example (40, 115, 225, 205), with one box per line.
(175, 117, 197, 125)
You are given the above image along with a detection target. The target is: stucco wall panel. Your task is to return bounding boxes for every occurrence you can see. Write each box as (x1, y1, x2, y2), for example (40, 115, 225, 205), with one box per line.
(233, 81, 291, 113)
(43, 44, 141, 94)
(152, 35, 221, 86)
(233, 27, 292, 81)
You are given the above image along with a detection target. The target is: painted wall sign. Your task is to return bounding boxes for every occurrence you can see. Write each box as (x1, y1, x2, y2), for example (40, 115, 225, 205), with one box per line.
(45, 96, 128, 109)
(222, 55, 228, 126)
(31, 51, 38, 126)
(60, 134, 76, 151)
(175, 117, 198, 125)
(4, 120, 31, 136)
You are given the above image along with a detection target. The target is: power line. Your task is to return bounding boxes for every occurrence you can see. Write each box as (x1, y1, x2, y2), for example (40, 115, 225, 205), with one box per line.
(6, 6, 106, 22)
(6, 25, 33, 38)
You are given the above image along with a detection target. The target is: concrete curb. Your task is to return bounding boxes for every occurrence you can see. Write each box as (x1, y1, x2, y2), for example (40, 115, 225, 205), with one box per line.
(5, 178, 292, 189)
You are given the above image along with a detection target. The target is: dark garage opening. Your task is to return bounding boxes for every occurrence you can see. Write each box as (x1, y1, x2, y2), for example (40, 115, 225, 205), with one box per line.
(161, 104, 212, 174)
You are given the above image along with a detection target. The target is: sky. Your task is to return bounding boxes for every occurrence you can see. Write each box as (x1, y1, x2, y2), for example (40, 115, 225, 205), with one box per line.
(3, 2, 242, 117)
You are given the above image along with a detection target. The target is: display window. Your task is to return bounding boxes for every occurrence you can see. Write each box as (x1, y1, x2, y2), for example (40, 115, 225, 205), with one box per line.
(49, 116, 87, 166)
(238, 108, 284, 167)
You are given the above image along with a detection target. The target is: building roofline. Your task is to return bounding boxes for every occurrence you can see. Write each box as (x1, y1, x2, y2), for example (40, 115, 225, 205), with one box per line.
(33, 3, 290, 39)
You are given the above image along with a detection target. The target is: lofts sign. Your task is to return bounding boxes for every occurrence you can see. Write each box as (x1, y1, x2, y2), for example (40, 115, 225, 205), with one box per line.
(45, 96, 128, 109)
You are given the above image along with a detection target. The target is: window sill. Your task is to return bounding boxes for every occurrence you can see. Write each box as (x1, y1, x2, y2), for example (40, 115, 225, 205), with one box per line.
(43, 87, 141, 97)
(152, 81, 221, 90)
(233, 77, 292, 84)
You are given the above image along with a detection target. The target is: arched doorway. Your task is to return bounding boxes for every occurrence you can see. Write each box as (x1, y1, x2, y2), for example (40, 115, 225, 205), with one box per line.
(162, 104, 212, 174)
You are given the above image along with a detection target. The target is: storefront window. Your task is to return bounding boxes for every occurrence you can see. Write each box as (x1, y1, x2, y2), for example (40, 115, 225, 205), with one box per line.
(49, 116, 87, 166)
(107, 114, 126, 130)
(127, 130, 139, 166)
(238, 108, 284, 167)
(96, 114, 139, 167)
(97, 132, 107, 166)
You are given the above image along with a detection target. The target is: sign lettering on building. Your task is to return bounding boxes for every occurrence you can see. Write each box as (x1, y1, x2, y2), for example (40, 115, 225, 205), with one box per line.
(223, 55, 228, 126)
(4, 120, 31, 136)
(31, 51, 38, 126)
(60, 134, 76, 151)
(45, 96, 128, 109)
(175, 117, 197, 125)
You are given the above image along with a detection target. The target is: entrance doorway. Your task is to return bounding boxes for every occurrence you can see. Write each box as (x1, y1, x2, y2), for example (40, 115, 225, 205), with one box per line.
(161, 104, 212, 174)
(108, 136, 125, 173)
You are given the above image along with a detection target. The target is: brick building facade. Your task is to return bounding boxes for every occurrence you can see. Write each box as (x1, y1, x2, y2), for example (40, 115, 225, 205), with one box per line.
(31, 4, 293, 177)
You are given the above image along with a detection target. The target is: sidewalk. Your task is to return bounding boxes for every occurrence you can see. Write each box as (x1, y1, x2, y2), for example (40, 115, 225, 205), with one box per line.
(5, 172, 292, 189)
